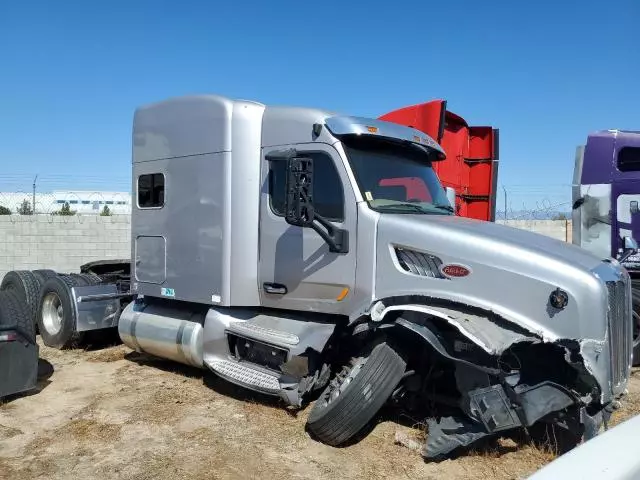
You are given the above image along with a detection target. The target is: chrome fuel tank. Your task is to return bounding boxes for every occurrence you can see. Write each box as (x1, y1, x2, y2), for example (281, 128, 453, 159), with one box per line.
(118, 301, 205, 368)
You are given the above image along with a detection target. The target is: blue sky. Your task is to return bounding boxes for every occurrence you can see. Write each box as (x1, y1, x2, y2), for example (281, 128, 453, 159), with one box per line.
(1, 0, 638, 211)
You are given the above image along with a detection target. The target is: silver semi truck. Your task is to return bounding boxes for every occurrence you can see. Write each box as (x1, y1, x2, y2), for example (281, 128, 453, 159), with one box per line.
(18, 95, 635, 459)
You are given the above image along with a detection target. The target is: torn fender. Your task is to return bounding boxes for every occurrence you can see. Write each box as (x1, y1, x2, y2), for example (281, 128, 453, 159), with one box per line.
(381, 305, 615, 402)
(382, 304, 538, 355)
(388, 306, 616, 460)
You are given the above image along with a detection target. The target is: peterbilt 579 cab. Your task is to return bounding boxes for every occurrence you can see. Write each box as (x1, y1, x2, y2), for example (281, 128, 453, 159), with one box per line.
(4, 95, 634, 459)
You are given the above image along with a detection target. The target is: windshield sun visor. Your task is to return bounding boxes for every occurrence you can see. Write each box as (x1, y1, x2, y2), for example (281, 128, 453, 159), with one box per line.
(324, 116, 446, 161)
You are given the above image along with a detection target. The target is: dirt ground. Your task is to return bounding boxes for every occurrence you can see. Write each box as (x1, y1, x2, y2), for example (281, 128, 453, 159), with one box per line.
(1, 341, 640, 480)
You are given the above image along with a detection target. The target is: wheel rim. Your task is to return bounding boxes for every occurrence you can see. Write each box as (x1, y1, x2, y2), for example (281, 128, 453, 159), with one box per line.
(633, 310, 640, 349)
(320, 357, 366, 408)
(42, 292, 63, 335)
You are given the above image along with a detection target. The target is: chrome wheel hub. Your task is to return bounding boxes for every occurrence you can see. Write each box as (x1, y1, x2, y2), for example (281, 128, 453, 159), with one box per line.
(42, 292, 63, 335)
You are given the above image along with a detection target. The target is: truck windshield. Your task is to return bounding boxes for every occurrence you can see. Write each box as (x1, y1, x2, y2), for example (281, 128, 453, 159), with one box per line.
(343, 140, 452, 215)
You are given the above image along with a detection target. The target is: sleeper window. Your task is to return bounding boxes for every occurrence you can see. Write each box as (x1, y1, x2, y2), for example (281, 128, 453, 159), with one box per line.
(617, 147, 640, 172)
(269, 152, 344, 221)
(138, 173, 165, 208)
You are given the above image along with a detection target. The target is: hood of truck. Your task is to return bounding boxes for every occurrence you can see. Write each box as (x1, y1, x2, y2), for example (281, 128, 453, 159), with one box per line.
(374, 213, 616, 342)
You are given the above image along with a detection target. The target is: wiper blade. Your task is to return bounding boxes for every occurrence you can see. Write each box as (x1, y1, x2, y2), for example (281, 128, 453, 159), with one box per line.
(433, 203, 454, 213)
(378, 203, 427, 213)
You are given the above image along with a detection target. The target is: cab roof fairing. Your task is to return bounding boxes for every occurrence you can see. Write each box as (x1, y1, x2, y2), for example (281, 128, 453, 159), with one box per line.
(324, 115, 447, 161)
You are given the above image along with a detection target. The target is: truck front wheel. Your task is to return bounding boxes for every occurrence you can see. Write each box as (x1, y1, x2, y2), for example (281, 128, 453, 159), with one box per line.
(36, 275, 82, 349)
(306, 341, 406, 446)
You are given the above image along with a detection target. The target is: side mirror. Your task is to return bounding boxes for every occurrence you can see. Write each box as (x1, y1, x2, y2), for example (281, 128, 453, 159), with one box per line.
(624, 236, 638, 251)
(268, 151, 348, 254)
(619, 236, 639, 263)
(445, 187, 456, 210)
(284, 156, 315, 228)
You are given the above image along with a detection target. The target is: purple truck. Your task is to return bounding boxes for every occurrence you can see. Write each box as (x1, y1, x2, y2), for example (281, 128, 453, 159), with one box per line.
(572, 129, 640, 363)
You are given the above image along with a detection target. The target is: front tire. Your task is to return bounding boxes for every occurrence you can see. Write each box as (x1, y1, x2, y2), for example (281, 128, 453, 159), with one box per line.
(306, 341, 406, 446)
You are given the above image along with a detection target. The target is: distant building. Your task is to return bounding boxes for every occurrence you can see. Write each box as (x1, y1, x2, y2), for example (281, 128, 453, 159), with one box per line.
(51, 191, 132, 214)
(0, 191, 132, 214)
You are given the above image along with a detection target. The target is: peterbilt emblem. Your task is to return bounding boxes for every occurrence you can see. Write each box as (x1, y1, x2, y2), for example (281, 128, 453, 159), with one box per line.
(440, 264, 471, 278)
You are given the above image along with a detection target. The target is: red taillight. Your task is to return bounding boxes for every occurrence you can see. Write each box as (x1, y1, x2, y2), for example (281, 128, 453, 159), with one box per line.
(0, 332, 18, 342)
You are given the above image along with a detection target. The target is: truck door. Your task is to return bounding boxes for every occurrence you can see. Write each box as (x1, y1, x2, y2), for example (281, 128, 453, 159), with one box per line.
(613, 146, 640, 263)
(258, 143, 357, 314)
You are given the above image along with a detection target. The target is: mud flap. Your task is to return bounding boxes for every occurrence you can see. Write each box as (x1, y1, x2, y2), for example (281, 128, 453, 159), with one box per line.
(0, 340, 39, 398)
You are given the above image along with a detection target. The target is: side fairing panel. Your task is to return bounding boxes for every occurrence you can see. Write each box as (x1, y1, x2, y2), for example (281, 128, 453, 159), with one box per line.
(132, 153, 227, 304)
(572, 184, 612, 261)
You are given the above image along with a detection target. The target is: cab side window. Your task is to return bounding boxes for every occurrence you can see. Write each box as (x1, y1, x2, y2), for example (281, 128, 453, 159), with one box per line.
(269, 152, 344, 221)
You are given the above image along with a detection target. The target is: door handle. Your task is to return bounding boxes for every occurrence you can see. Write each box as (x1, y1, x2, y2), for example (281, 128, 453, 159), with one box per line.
(263, 283, 287, 295)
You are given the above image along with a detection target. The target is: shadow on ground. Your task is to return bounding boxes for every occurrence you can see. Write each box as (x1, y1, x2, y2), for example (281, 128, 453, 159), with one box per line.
(0, 358, 55, 405)
(123, 350, 299, 416)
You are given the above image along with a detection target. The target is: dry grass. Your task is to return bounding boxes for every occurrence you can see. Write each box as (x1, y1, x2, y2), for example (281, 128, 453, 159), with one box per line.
(0, 425, 22, 441)
(84, 345, 130, 363)
(2, 343, 640, 480)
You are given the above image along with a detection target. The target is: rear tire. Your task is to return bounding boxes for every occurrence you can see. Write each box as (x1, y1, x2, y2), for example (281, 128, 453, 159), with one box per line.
(31, 270, 59, 335)
(0, 289, 36, 342)
(32, 269, 58, 287)
(36, 275, 83, 349)
(306, 341, 406, 446)
(0, 270, 40, 331)
(69, 273, 101, 286)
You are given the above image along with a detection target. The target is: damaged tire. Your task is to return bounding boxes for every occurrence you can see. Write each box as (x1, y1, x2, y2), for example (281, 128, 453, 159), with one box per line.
(36, 275, 83, 349)
(306, 342, 406, 446)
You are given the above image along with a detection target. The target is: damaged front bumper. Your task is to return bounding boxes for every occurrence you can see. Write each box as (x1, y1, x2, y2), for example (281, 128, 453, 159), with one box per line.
(424, 380, 615, 459)
(393, 299, 632, 460)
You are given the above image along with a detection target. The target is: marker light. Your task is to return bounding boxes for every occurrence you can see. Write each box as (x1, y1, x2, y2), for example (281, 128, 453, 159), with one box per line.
(0, 332, 18, 342)
(336, 288, 349, 302)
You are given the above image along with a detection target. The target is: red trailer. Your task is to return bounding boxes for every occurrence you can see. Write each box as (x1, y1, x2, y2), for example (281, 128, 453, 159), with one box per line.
(379, 100, 499, 221)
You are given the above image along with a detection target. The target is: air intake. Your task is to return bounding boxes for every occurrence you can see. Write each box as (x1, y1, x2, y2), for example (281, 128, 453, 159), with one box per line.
(394, 247, 445, 278)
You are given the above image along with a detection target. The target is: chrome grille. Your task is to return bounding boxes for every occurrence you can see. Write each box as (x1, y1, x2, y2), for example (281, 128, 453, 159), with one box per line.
(394, 247, 444, 278)
(607, 280, 632, 389)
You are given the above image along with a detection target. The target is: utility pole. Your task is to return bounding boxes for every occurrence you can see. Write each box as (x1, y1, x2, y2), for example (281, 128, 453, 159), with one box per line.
(502, 186, 507, 220)
(32, 175, 38, 214)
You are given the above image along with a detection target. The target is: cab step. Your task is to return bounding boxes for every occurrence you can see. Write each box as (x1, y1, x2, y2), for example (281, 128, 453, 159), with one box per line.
(227, 321, 299, 346)
(208, 359, 281, 394)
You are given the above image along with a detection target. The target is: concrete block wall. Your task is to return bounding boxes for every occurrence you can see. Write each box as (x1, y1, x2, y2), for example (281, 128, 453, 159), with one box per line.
(0, 215, 131, 279)
(498, 219, 572, 243)
(0, 215, 574, 280)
